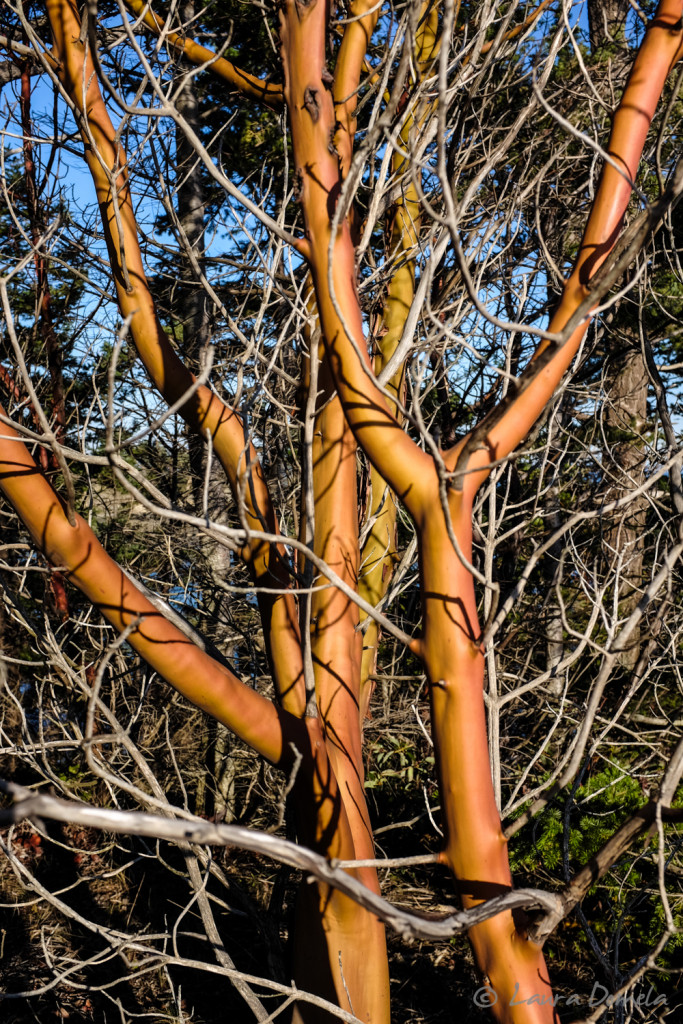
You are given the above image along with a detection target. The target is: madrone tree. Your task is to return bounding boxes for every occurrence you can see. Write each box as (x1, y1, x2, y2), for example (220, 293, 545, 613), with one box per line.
(1, 1, 683, 1022)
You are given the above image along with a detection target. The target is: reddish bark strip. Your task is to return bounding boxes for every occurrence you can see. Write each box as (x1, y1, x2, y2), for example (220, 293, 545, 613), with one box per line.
(42, 2, 387, 1019)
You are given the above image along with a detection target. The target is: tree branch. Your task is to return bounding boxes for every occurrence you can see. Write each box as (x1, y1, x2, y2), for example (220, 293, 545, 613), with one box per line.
(0, 406, 311, 768)
(0, 779, 565, 943)
(121, 0, 283, 108)
(46, 0, 305, 714)
(448, 0, 683, 500)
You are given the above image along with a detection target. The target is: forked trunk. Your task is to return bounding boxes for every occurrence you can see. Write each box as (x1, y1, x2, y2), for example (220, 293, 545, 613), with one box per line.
(1, 3, 681, 1023)
(280, 1, 683, 1021)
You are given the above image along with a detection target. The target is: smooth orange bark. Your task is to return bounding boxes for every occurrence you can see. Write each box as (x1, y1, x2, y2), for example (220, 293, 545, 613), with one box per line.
(0, 393, 376, 1016)
(43, 2, 390, 1020)
(332, 0, 382, 177)
(277, 0, 553, 1016)
(4, 2, 679, 1023)
(0, 407, 295, 764)
(278, 4, 391, 1017)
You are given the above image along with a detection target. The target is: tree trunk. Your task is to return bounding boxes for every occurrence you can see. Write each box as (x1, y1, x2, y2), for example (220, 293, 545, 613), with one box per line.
(602, 332, 649, 667)
(589, 0, 649, 668)
(587, 0, 629, 52)
(4, 4, 677, 1023)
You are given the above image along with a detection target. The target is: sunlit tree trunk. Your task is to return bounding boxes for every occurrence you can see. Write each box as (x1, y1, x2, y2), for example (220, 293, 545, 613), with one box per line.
(0, 2, 681, 1023)
(279, 0, 683, 1020)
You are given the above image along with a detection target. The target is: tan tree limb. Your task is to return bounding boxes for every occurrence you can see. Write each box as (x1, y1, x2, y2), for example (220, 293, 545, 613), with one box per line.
(357, 2, 438, 712)
(297, 298, 367, 845)
(307, 0, 392, 722)
(408, 486, 559, 1022)
(279, 0, 409, 879)
(121, 0, 283, 108)
(302, 387, 395, 1020)
(291, 159, 388, 1024)
(291, 0, 395, 887)
(46, 0, 305, 716)
(422, 474, 683, 1015)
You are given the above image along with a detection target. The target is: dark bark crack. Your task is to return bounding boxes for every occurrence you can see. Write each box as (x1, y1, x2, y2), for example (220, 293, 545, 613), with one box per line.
(303, 86, 320, 122)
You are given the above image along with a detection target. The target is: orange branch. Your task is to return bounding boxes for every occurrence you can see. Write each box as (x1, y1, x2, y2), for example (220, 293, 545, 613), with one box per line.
(480, 0, 556, 56)
(280, 4, 391, 1020)
(122, 0, 283, 109)
(281, 0, 558, 1018)
(411, 7, 683, 1020)
(333, 0, 381, 178)
(451, 0, 683, 501)
(0, 406, 296, 765)
(281, 2, 432, 525)
(46, 0, 304, 716)
(413, 491, 556, 1023)
(309, 359, 371, 846)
